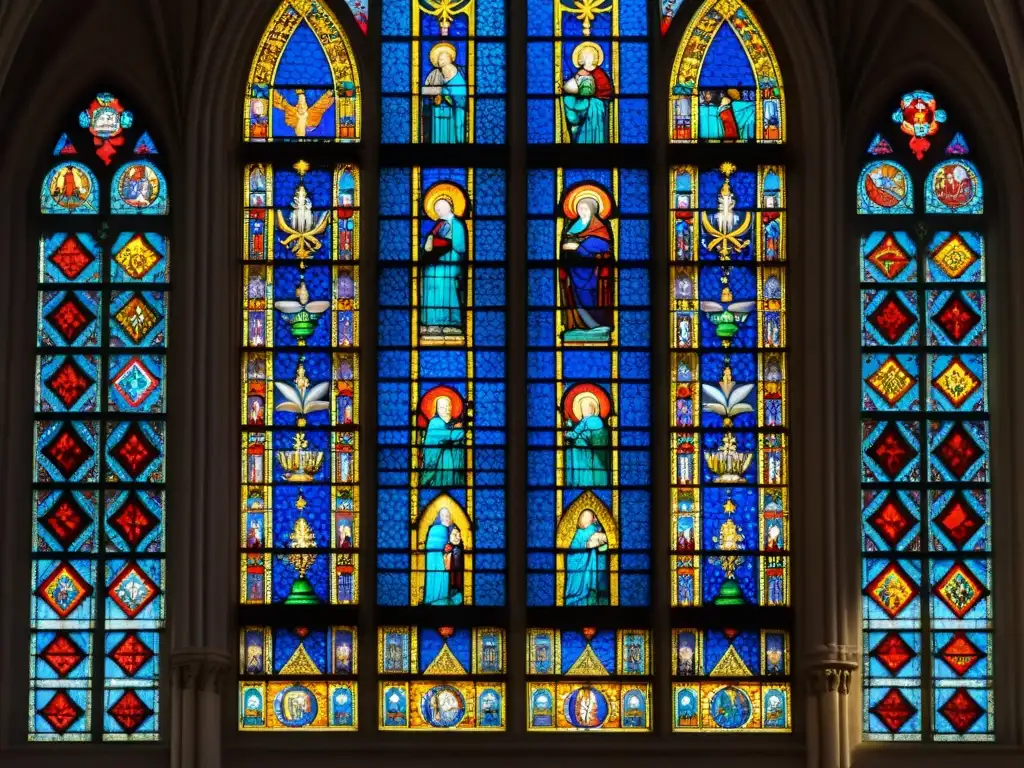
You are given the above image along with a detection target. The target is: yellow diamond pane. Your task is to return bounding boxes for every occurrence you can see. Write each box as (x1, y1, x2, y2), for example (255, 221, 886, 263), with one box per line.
(932, 235, 978, 280)
(114, 235, 160, 280)
(868, 358, 916, 405)
(933, 359, 980, 408)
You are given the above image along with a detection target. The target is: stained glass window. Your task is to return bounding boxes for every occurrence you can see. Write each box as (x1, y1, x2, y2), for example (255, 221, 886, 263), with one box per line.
(859, 91, 992, 742)
(525, 167, 652, 730)
(379, 627, 506, 729)
(382, 0, 507, 144)
(345, 0, 369, 33)
(526, 0, 649, 144)
(239, 0, 362, 731)
(668, 1, 791, 733)
(669, 0, 783, 143)
(660, 0, 688, 35)
(31, 92, 169, 741)
(245, 0, 361, 143)
(376, 166, 508, 727)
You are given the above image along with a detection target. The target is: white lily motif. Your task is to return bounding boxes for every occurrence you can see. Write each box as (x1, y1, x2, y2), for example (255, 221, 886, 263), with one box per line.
(275, 359, 330, 428)
(701, 366, 754, 427)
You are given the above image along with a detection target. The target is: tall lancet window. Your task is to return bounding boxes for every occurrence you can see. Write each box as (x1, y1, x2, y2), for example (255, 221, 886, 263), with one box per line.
(667, 0, 791, 733)
(376, 0, 509, 731)
(239, 0, 362, 731)
(525, 0, 653, 732)
(858, 92, 993, 741)
(30, 93, 169, 741)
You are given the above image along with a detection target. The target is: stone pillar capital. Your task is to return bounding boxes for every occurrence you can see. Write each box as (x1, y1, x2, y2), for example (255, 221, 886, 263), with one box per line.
(171, 648, 232, 694)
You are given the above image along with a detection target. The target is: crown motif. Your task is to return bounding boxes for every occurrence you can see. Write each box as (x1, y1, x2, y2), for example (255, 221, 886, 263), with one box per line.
(277, 431, 325, 482)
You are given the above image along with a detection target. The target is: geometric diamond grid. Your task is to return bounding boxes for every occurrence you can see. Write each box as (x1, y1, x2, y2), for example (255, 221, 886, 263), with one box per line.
(34, 112, 169, 744)
(860, 194, 992, 741)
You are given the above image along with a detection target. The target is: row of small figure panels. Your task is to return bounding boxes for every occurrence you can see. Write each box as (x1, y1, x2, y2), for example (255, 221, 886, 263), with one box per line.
(238, 680, 791, 732)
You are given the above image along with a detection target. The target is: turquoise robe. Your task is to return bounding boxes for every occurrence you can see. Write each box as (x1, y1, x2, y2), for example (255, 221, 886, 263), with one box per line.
(423, 518, 451, 605)
(420, 216, 467, 329)
(421, 415, 466, 488)
(698, 100, 756, 140)
(564, 522, 610, 606)
(427, 70, 468, 144)
(563, 92, 608, 144)
(565, 414, 610, 487)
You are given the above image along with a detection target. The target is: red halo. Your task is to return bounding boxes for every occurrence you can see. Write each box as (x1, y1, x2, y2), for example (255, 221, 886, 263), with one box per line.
(561, 383, 612, 423)
(418, 385, 464, 428)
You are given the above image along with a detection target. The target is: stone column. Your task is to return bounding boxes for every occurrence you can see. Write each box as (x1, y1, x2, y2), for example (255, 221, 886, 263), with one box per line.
(806, 648, 858, 768)
(170, 650, 231, 768)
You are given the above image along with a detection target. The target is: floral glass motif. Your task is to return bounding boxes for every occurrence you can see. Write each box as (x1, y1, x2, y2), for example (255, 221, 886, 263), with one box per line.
(31, 93, 168, 742)
(669, 0, 784, 143)
(379, 627, 506, 729)
(381, 0, 507, 144)
(245, 1, 361, 142)
(377, 168, 507, 609)
(526, 0, 649, 144)
(526, 168, 652, 609)
(526, 628, 651, 731)
(239, 626, 358, 729)
(859, 91, 993, 742)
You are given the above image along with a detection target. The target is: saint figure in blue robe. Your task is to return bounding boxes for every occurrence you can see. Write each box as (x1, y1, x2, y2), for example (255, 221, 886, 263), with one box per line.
(423, 506, 453, 605)
(420, 193, 467, 335)
(562, 43, 614, 144)
(559, 193, 614, 342)
(564, 391, 610, 487)
(421, 395, 467, 487)
(422, 43, 468, 144)
(563, 509, 610, 606)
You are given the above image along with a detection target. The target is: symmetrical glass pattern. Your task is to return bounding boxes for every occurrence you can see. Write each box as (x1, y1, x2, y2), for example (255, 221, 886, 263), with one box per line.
(859, 91, 993, 741)
(526, 0, 649, 144)
(381, 0, 507, 144)
(379, 627, 506, 729)
(32, 93, 168, 741)
(239, 0, 363, 731)
(245, 0, 362, 143)
(526, 629, 651, 731)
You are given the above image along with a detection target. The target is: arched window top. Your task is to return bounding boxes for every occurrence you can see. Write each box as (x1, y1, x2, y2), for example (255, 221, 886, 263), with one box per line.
(245, 0, 361, 143)
(669, 0, 784, 144)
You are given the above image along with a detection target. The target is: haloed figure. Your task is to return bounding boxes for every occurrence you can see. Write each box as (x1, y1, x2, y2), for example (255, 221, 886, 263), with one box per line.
(563, 509, 610, 606)
(422, 43, 468, 144)
(562, 42, 613, 144)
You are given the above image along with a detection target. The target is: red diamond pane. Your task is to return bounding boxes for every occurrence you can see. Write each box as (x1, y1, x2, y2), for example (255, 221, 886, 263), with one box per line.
(870, 687, 917, 733)
(43, 424, 94, 478)
(49, 236, 93, 280)
(868, 494, 916, 548)
(46, 294, 94, 344)
(934, 493, 984, 549)
(868, 423, 918, 479)
(38, 690, 85, 734)
(39, 633, 87, 677)
(933, 294, 980, 344)
(869, 293, 915, 343)
(108, 633, 154, 677)
(870, 632, 917, 675)
(933, 423, 982, 480)
(46, 359, 93, 409)
(111, 423, 158, 479)
(867, 235, 911, 280)
(107, 689, 153, 734)
(40, 491, 93, 549)
(108, 493, 159, 549)
(939, 689, 984, 734)
(938, 632, 985, 677)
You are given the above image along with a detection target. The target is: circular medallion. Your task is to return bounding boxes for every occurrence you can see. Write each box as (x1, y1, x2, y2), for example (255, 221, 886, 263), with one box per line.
(419, 685, 466, 728)
(931, 161, 978, 210)
(563, 686, 609, 729)
(863, 161, 908, 210)
(273, 684, 318, 727)
(117, 163, 161, 209)
(709, 685, 753, 729)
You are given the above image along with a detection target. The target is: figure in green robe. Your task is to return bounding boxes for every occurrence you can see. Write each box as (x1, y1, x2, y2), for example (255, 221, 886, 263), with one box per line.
(564, 391, 610, 487)
(562, 42, 613, 144)
(421, 395, 466, 488)
(423, 506, 453, 605)
(564, 509, 610, 606)
(420, 193, 467, 336)
(422, 43, 468, 144)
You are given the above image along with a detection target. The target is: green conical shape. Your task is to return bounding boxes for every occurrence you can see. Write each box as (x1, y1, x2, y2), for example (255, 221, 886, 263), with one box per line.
(284, 576, 320, 605)
(713, 578, 745, 606)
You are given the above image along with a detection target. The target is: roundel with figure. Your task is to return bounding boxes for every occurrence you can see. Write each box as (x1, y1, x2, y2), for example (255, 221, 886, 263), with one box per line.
(564, 685, 609, 729)
(420, 684, 466, 728)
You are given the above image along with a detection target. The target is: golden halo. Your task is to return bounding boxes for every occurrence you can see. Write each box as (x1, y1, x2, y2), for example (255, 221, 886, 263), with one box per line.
(562, 183, 613, 220)
(571, 41, 605, 69)
(429, 42, 458, 68)
(571, 392, 602, 423)
(423, 182, 467, 219)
